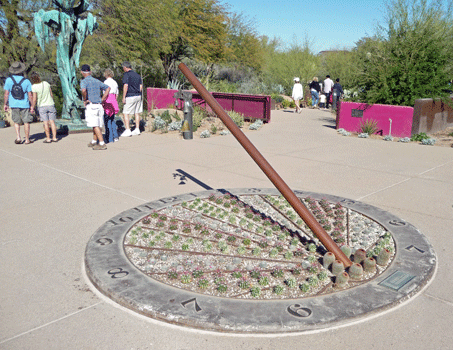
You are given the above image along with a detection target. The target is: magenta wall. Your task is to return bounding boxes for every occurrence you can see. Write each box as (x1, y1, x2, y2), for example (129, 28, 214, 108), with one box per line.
(147, 88, 271, 122)
(336, 102, 414, 137)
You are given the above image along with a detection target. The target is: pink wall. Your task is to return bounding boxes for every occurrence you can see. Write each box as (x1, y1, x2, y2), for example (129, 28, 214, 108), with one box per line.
(147, 88, 271, 122)
(336, 102, 414, 137)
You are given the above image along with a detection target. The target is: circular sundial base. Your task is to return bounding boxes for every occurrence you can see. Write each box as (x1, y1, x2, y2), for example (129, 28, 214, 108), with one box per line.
(85, 188, 436, 334)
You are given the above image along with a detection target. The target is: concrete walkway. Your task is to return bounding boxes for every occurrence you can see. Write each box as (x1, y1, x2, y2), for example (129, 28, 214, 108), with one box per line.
(1, 107, 452, 350)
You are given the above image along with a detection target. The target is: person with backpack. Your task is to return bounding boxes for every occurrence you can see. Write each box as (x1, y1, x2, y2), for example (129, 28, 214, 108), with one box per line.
(3, 62, 34, 144)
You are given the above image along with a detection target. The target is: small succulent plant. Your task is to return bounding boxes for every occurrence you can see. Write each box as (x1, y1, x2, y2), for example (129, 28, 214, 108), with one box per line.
(285, 278, 297, 288)
(167, 270, 178, 279)
(250, 286, 261, 297)
(363, 257, 377, 272)
(238, 278, 250, 289)
(284, 251, 294, 260)
(258, 276, 269, 286)
(273, 285, 284, 295)
(332, 260, 345, 276)
(323, 252, 335, 269)
(232, 271, 242, 279)
(348, 263, 364, 279)
(192, 268, 204, 278)
(272, 269, 284, 278)
(269, 248, 278, 258)
(353, 248, 367, 263)
(180, 273, 192, 284)
(308, 276, 319, 286)
(217, 284, 227, 293)
(299, 283, 310, 292)
(377, 248, 391, 266)
(198, 279, 209, 289)
(336, 271, 349, 286)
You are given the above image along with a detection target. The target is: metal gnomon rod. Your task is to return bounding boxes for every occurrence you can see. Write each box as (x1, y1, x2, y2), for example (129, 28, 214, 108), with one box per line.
(178, 63, 352, 267)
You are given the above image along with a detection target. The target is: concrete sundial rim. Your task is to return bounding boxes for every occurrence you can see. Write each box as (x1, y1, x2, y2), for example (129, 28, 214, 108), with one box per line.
(84, 188, 436, 334)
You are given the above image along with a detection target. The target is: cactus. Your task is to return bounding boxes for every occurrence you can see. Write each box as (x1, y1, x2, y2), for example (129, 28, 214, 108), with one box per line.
(377, 248, 391, 266)
(323, 252, 335, 269)
(353, 248, 367, 263)
(348, 263, 364, 279)
(363, 257, 377, 272)
(340, 245, 352, 258)
(336, 272, 349, 286)
(331, 260, 345, 276)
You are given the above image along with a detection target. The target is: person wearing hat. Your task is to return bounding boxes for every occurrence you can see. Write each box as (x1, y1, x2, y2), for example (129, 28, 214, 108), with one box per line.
(291, 77, 303, 113)
(80, 64, 110, 150)
(3, 61, 34, 144)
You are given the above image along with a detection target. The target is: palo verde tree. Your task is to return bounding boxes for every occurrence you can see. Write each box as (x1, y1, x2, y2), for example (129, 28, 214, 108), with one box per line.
(160, 0, 229, 89)
(357, 0, 453, 106)
(262, 36, 320, 95)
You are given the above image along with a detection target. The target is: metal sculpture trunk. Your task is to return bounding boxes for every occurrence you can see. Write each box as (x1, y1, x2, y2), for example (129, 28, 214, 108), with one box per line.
(34, 0, 97, 122)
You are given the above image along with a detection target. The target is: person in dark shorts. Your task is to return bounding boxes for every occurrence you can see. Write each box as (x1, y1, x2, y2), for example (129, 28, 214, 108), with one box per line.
(3, 62, 34, 144)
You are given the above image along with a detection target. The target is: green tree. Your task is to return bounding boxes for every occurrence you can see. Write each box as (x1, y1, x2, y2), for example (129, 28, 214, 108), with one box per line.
(92, 0, 176, 66)
(318, 49, 359, 90)
(0, 0, 51, 73)
(262, 36, 320, 95)
(160, 0, 229, 88)
(358, 0, 453, 106)
(226, 13, 264, 71)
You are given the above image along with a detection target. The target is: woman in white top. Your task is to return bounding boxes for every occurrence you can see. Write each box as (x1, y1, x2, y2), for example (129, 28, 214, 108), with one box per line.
(30, 72, 58, 143)
(291, 77, 303, 113)
(102, 69, 120, 143)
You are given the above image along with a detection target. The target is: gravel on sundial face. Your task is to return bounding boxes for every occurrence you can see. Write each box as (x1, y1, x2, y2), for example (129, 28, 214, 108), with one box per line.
(123, 193, 396, 300)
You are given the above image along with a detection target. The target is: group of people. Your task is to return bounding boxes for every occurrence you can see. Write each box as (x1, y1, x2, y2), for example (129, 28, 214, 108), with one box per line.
(3, 61, 143, 150)
(292, 75, 344, 112)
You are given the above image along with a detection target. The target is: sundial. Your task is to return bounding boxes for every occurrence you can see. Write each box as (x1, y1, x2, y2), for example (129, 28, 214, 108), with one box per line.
(84, 65, 436, 333)
(85, 188, 435, 333)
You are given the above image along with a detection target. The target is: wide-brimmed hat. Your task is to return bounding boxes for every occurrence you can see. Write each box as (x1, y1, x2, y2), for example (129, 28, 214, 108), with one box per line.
(294, 77, 300, 82)
(9, 62, 26, 74)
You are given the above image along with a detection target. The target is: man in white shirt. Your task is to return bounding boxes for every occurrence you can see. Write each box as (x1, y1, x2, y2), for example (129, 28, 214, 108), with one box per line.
(323, 75, 334, 109)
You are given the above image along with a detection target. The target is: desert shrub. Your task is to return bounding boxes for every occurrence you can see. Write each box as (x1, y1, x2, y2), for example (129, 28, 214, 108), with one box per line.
(359, 119, 378, 135)
(226, 110, 244, 127)
(160, 110, 172, 124)
(192, 106, 208, 130)
(410, 132, 429, 142)
(281, 99, 295, 108)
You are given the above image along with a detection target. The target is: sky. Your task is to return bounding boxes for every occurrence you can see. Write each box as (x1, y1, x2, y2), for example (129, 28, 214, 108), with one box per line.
(222, 0, 388, 53)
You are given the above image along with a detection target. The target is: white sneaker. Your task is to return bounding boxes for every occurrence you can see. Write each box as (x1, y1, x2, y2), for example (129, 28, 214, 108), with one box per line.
(113, 138, 119, 142)
(121, 129, 132, 137)
(131, 128, 141, 136)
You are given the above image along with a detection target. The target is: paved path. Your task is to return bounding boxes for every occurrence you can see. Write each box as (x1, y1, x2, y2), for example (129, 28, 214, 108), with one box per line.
(1, 108, 452, 349)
